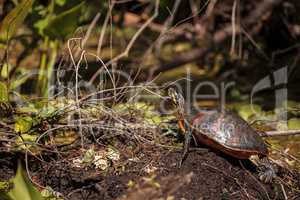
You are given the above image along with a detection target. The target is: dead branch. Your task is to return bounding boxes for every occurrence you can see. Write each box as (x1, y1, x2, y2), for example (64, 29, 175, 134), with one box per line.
(154, 0, 282, 75)
(89, 0, 160, 84)
(264, 129, 300, 137)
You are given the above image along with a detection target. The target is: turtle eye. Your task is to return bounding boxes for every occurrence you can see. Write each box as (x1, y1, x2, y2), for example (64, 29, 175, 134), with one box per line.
(168, 88, 178, 104)
(174, 96, 180, 106)
(168, 95, 176, 106)
(171, 94, 177, 104)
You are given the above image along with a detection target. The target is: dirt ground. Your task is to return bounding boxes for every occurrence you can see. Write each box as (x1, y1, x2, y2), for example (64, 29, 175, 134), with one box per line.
(1, 144, 299, 200)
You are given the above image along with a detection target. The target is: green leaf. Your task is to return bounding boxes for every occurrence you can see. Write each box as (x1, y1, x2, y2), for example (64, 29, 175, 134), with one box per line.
(288, 118, 300, 130)
(34, 17, 50, 36)
(7, 162, 43, 200)
(43, 2, 84, 39)
(9, 73, 33, 90)
(0, 82, 8, 102)
(81, 148, 95, 164)
(0, 82, 12, 117)
(0, 181, 11, 194)
(0, 63, 9, 78)
(41, 186, 63, 200)
(0, 0, 33, 42)
(55, 0, 66, 6)
(16, 133, 38, 150)
(237, 104, 262, 121)
(39, 105, 56, 119)
(15, 116, 40, 134)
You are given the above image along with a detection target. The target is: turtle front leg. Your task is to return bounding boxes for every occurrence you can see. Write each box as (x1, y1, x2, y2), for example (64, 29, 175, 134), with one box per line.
(179, 119, 192, 167)
(257, 157, 278, 183)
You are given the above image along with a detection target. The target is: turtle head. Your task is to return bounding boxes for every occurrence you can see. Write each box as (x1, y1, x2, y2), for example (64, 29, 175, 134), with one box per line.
(168, 88, 185, 117)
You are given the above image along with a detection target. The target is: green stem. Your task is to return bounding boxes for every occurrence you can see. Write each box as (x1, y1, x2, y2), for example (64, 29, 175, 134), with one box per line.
(37, 37, 48, 96)
(44, 40, 58, 97)
(37, 38, 59, 98)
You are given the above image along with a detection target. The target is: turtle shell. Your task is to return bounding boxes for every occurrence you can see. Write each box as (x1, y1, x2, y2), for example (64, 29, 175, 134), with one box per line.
(191, 110, 268, 159)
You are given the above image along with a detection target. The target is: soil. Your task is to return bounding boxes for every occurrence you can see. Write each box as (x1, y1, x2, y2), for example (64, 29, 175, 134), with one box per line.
(1, 144, 299, 200)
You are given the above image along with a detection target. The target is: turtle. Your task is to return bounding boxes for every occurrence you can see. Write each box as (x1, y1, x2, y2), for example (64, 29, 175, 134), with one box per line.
(168, 88, 277, 182)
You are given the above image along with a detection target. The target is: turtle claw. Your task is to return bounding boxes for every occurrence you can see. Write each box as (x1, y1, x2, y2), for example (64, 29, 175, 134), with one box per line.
(257, 157, 278, 183)
(179, 146, 188, 168)
(178, 156, 184, 168)
(259, 169, 276, 183)
(178, 119, 192, 168)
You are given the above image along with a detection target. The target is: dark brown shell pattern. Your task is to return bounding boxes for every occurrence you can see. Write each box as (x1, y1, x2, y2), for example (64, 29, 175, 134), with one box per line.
(191, 110, 268, 155)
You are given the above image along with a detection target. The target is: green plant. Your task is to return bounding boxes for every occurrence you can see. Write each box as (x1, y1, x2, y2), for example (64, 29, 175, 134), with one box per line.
(0, 0, 88, 97)
(0, 162, 43, 200)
